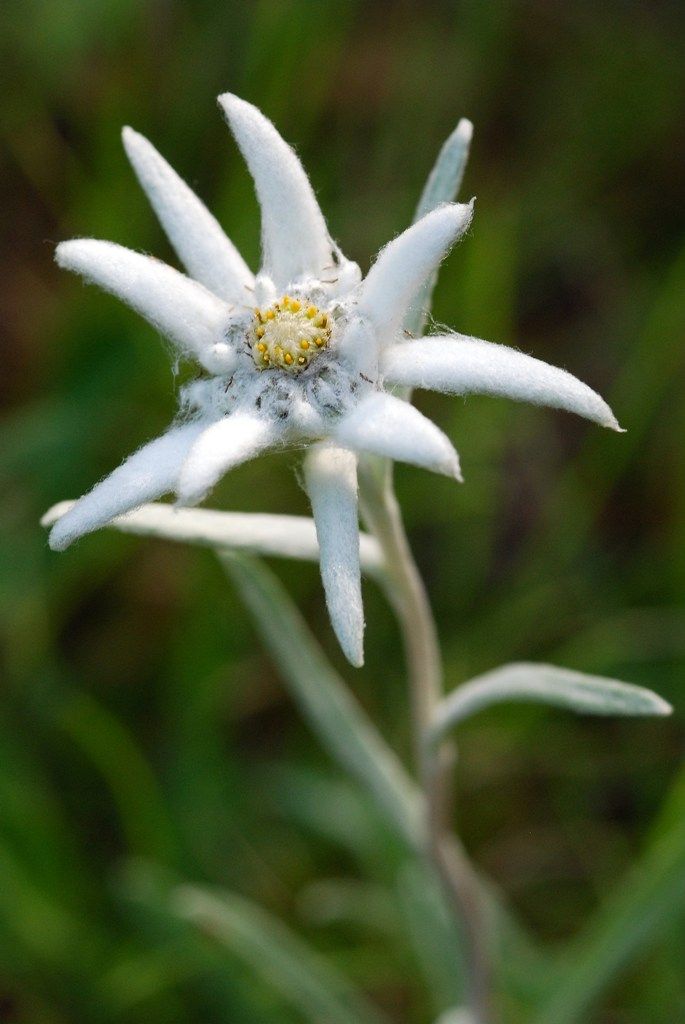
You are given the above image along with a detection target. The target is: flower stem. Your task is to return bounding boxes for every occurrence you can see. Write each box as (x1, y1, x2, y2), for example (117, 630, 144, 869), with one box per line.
(358, 457, 494, 1024)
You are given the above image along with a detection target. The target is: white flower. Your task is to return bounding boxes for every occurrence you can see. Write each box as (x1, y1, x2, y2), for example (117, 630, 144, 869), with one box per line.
(48, 94, 620, 666)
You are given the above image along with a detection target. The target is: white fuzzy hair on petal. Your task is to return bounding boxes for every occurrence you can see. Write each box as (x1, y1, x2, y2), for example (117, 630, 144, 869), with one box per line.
(382, 335, 622, 430)
(48, 421, 207, 551)
(305, 444, 364, 667)
(218, 93, 332, 289)
(357, 202, 473, 340)
(55, 239, 237, 374)
(414, 118, 473, 223)
(122, 127, 254, 304)
(42, 502, 386, 580)
(176, 412, 275, 506)
(336, 316, 379, 379)
(334, 392, 462, 480)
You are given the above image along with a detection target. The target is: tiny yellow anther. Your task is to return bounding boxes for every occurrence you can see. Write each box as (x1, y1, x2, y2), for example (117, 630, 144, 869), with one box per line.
(266, 309, 275, 320)
(297, 355, 306, 365)
(256, 342, 266, 352)
(284, 352, 293, 365)
(256, 326, 265, 338)
(306, 305, 318, 319)
(289, 299, 301, 313)
(314, 336, 324, 348)
(299, 339, 310, 350)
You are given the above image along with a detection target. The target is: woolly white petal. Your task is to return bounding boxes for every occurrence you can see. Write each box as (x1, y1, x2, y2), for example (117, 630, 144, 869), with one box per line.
(357, 203, 473, 339)
(406, 119, 473, 338)
(42, 502, 386, 579)
(177, 413, 275, 506)
(122, 127, 254, 304)
(218, 93, 332, 288)
(334, 392, 462, 479)
(48, 421, 206, 551)
(382, 336, 622, 430)
(56, 239, 236, 374)
(304, 444, 364, 667)
(336, 316, 378, 380)
(414, 118, 473, 223)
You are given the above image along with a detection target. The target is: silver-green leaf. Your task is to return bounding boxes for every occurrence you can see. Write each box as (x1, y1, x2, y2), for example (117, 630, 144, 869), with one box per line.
(221, 551, 424, 849)
(430, 662, 672, 745)
(434, 1011, 475, 1024)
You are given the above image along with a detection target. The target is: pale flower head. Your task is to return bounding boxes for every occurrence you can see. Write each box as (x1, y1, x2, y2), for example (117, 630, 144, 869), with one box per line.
(49, 94, 620, 665)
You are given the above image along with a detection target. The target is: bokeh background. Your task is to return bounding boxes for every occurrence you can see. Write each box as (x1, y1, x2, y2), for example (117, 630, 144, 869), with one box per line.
(1, 1, 684, 1021)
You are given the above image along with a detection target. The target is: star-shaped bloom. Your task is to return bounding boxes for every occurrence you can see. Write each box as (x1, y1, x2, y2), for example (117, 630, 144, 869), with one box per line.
(49, 94, 620, 666)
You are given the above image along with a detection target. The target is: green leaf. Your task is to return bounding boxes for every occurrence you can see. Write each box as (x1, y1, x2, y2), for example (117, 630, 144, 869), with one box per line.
(0, 840, 86, 966)
(174, 885, 390, 1024)
(220, 552, 424, 849)
(59, 692, 178, 863)
(532, 763, 685, 1024)
(395, 861, 465, 1011)
(265, 764, 401, 870)
(430, 662, 671, 744)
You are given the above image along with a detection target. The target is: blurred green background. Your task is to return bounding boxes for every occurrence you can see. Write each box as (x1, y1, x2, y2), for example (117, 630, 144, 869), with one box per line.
(1, 1, 684, 1021)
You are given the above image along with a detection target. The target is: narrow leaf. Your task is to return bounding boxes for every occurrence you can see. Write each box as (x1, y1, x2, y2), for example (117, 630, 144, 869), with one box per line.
(172, 883, 390, 1024)
(430, 662, 671, 744)
(220, 551, 423, 849)
(124, 862, 388, 1024)
(396, 861, 465, 1011)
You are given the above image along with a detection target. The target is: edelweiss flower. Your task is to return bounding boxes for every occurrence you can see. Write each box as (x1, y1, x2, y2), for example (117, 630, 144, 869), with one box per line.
(49, 94, 620, 666)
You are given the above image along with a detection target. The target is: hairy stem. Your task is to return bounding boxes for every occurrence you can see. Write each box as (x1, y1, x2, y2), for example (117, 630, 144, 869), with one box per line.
(358, 456, 494, 1024)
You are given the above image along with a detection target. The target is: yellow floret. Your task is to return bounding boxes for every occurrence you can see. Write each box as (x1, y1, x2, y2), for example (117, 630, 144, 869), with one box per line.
(250, 299, 332, 373)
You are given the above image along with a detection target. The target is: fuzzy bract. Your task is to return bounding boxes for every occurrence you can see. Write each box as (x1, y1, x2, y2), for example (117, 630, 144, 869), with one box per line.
(49, 93, 620, 665)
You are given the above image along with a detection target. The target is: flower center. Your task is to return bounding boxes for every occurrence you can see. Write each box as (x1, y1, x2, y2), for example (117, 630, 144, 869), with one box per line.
(250, 297, 332, 373)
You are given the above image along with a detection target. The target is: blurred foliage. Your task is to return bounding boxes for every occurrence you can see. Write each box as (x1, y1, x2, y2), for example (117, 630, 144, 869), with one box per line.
(1, 0, 684, 1021)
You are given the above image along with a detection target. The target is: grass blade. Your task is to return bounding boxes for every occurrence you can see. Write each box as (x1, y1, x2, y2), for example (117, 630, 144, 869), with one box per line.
(532, 769, 685, 1024)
